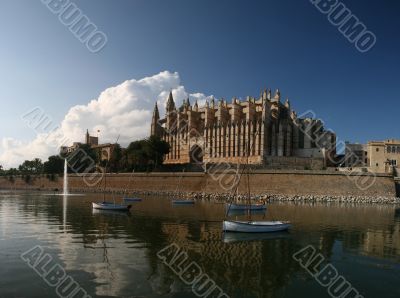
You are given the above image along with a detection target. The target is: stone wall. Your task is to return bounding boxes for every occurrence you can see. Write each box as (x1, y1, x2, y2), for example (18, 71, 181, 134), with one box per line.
(0, 170, 396, 197)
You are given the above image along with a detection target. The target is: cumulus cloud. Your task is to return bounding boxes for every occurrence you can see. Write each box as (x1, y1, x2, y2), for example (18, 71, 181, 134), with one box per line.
(0, 71, 213, 169)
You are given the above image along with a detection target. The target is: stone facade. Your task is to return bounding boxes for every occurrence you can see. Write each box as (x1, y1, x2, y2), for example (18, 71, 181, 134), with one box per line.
(345, 139, 400, 174)
(151, 90, 336, 167)
(344, 142, 368, 167)
(368, 140, 400, 174)
(60, 130, 115, 161)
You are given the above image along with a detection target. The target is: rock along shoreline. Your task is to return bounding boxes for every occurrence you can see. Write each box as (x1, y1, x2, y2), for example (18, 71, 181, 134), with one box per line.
(64, 188, 400, 205)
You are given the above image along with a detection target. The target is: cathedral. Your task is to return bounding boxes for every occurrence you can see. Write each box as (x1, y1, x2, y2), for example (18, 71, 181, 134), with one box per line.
(151, 89, 336, 168)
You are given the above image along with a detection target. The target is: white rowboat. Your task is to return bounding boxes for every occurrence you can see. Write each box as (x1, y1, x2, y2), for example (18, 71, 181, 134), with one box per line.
(92, 202, 132, 211)
(223, 220, 291, 233)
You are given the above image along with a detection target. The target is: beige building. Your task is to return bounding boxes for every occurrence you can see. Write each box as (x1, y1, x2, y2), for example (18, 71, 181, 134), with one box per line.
(344, 139, 400, 174)
(151, 90, 336, 168)
(368, 139, 400, 174)
(60, 130, 115, 161)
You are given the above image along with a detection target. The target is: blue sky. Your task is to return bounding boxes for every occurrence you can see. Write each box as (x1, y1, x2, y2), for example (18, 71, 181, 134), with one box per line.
(0, 0, 399, 166)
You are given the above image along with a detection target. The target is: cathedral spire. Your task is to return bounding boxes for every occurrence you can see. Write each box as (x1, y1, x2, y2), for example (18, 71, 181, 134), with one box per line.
(166, 91, 176, 112)
(263, 89, 268, 101)
(85, 129, 90, 144)
(284, 98, 290, 108)
(151, 102, 161, 136)
(274, 89, 281, 101)
(153, 102, 160, 118)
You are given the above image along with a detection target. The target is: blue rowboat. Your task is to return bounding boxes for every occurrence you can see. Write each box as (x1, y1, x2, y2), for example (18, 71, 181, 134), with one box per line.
(172, 200, 195, 205)
(123, 197, 142, 202)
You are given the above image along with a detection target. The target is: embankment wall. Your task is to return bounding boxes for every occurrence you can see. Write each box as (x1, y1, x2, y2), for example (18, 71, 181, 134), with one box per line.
(0, 170, 397, 197)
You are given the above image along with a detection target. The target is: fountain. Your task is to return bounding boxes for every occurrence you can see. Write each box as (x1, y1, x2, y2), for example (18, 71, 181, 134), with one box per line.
(63, 159, 68, 196)
(41, 159, 82, 197)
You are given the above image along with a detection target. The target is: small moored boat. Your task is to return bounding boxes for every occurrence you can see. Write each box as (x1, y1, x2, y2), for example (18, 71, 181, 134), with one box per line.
(171, 169, 195, 206)
(123, 197, 142, 202)
(172, 199, 195, 205)
(223, 220, 291, 233)
(222, 135, 292, 235)
(92, 202, 132, 211)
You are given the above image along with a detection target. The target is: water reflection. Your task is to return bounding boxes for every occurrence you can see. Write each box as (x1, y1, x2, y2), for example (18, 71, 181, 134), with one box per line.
(225, 208, 266, 217)
(222, 231, 291, 243)
(0, 192, 399, 298)
(395, 208, 400, 218)
(63, 194, 67, 231)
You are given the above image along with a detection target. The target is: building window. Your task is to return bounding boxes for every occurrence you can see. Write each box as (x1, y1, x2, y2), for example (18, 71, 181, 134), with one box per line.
(389, 159, 397, 166)
(376, 148, 379, 152)
(397, 146, 400, 154)
(376, 163, 379, 167)
(387, 146, 391, 153)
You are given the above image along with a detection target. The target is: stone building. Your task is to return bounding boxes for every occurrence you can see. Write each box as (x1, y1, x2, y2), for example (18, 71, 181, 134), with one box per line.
(60, 130, 115, 161)
(368, 140, 400, 174)
(344, 142, 368, 167)
(344, 139, 400, 175)
(151, 90, 336, 168)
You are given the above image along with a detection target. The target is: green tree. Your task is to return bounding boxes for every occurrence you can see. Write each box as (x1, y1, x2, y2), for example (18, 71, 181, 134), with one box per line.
(123, 136, 170, 171)
(144, 135, 170, 167)
(18, 158, 43, 174)
(107, 144, 123, 173)
(7, 168, 19, 176)
(43, 155, 64, 174)
(125, 139, 148, 171)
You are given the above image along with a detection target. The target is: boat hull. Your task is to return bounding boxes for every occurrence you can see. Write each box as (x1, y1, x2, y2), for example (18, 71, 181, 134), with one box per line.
(172, 200, 195, 205)
(226, 203, 267, 211)
(223, 220, 291, 233)
(123, 197, 142, 202)
(92, 202, 131, 211)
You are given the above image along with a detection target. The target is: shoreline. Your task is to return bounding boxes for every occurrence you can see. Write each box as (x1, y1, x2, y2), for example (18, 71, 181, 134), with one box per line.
(2, 187, 399, 205)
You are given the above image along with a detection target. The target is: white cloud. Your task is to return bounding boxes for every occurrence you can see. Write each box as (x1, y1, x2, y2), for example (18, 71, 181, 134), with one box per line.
(0, 71, 213, 169)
